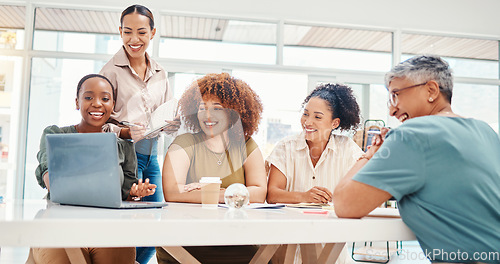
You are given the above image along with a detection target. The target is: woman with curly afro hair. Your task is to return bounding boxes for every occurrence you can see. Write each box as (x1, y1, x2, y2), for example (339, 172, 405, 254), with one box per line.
(158, 73, 267, 263)
(162, 72, 266, 201)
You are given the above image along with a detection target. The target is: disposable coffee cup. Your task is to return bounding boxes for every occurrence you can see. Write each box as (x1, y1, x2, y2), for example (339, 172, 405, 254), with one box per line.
(200, 177, 222, 208)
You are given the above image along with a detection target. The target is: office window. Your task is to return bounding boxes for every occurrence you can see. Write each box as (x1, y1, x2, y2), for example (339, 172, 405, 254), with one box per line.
(0, 5, 25, 50)
(0, 74, 5, 91)
(453, 83, 498, 132)
(25, 58, 107, 199)
(159, 16, 277, 64)
(33, 7, 124, 54)
(366, 83, 500, 132)
(0, 4, 25, 200)
(0, 56, 23, 199)
(283, 24, 392, 71)
(170, 72, 205, 100)
(402, 34, 499, 79)
(367, 84, 405, 128)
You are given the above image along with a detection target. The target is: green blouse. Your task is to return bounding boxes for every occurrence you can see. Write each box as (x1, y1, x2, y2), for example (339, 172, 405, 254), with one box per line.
(35, 125, 137, 200)
(171, 132, 258, 188)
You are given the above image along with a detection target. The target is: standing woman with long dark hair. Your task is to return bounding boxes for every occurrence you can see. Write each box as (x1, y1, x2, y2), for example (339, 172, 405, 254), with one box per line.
(99, 4, 177, 264)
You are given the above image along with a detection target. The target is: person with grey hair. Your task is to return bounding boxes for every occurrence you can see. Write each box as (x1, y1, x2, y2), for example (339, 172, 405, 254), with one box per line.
(333, 55, 500, 263)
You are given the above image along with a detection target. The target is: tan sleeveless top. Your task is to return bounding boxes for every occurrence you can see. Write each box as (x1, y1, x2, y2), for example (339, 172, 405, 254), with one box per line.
(171, 132, 258, 188)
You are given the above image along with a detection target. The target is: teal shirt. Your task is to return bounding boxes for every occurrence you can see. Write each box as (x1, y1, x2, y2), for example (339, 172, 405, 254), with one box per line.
(353, 116, 500, 263)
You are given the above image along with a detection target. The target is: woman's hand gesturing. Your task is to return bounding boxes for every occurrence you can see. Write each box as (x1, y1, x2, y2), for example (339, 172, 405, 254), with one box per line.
(130, 178, 156, 200)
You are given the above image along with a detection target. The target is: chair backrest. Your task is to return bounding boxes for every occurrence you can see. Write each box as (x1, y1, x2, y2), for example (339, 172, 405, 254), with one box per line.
(353, 129, 364, 149)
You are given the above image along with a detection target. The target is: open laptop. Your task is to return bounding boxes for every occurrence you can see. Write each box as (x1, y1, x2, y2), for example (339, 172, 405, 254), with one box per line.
(46, 133, 167, 209)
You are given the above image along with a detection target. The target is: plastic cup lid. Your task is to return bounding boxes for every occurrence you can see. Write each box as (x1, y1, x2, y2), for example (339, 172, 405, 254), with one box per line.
(199, 177, 222, 184)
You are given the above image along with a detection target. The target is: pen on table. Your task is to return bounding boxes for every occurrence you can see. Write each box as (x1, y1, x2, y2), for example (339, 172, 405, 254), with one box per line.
(302, 210, 328, 214)
(119, 121, 141, 127)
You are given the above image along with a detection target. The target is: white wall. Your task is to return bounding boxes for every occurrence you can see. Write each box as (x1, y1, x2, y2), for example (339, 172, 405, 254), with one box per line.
(8, 0, 500, 38)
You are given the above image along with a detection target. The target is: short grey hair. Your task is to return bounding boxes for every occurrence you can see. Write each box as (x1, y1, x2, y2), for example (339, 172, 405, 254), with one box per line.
(385, 55, 453, 103)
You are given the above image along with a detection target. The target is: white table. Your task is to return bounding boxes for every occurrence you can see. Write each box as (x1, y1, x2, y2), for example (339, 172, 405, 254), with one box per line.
(0, 199, 416, 263)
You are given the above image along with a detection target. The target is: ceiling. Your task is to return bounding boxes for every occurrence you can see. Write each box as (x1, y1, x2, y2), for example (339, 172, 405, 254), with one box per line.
(0, 5, 498, 61)
(0, 5, 25, 29)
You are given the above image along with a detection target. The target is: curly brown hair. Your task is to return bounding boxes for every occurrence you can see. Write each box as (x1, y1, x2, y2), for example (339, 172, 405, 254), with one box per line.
(178, 73, 263, 140)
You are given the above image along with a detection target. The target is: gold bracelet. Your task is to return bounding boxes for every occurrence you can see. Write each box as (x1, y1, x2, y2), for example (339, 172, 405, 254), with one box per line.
(357, 154, 370, 161)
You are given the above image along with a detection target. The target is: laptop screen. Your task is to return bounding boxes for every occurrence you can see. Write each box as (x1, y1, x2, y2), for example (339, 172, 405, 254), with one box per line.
(46, 133, 123, 208)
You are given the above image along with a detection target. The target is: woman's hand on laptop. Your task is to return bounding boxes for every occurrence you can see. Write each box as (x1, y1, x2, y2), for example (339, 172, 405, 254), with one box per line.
(130, 178, 156, 200)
